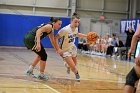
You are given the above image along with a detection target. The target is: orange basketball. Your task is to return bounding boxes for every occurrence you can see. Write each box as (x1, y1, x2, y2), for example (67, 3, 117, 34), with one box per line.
(87, 32, 98, 42)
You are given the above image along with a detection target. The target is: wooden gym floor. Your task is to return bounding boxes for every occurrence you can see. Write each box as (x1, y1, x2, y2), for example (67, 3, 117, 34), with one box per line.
(0, 47, 135, 93)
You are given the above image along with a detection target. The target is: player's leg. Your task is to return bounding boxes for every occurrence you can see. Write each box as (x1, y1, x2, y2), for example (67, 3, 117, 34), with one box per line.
(32, 55, 41, 67)
(26, 55, 41, 75)
(67, 46, 78, 74)
(123, 85, 134, 93)
(64, 61, 71, 74)
(123, 67, 139, 93)
(72, 57, 77, 66)
(32, 44, 48, 80)
(64, 56, 77, 74)
(72, 57, 80, 80)
(24, 37, 41, 76)
(64, 56, 80, 80)
(64, 57, 77, 75)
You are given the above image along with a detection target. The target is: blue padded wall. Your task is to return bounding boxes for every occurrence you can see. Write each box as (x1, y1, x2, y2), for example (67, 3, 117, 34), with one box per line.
(0, 13, 78, 48)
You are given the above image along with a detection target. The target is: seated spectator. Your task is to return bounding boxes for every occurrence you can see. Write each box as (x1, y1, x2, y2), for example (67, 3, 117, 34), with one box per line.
(82, 39, 89, 51)
(106, 33, 117, 56)
(102, 34, 112, 53)
(116, 37, 124, 47)
(114, 37, 125, 57)
(95, 35, 104, 53)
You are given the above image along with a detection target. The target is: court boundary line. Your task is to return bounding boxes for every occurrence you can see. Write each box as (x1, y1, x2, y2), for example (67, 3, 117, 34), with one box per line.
(7, 51, 61, 93)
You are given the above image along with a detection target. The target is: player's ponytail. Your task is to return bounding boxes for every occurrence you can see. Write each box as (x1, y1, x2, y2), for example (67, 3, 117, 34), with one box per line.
(50, 17, 61, 23)
(72, 12, 78, 16)
(71, 12, 80, 20)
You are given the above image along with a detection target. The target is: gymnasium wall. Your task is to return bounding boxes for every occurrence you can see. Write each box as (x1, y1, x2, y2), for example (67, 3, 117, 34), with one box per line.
(0, 13, 79, 48)
(1, 0, 139, 40)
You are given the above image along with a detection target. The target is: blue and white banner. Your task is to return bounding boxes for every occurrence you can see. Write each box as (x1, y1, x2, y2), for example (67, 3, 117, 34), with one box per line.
(120, 19, 140, 33)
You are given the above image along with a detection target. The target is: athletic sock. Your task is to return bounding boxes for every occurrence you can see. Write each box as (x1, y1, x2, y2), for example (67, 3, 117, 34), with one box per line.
(40, 72, 44, 77)
(28, 65, 34, 71)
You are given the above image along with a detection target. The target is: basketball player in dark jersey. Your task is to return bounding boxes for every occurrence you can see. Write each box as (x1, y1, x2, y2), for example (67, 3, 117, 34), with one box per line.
(24, 17, 62, 80)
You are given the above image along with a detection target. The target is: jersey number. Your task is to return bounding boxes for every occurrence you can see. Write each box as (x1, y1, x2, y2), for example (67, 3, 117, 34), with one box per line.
(69, 38, 74, 43)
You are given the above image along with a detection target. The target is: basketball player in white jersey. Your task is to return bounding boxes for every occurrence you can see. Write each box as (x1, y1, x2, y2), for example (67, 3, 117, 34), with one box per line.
(55, 13, 87, 81)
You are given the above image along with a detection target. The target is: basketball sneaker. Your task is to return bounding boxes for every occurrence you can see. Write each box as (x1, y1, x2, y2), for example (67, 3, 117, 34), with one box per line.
(35, 74, 49, 80)
(75, 73, 80, 81)
(26, 70, 34, 76)
(67, 67, 70, 74)
(26, 65, 34, 76)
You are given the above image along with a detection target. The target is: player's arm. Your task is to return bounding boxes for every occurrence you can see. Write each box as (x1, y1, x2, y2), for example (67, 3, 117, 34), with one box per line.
(116, 38, 119, 47)
(40, 25, 57, 50)
(130, 25, 140, 51)
(55, 29, 66, 56)
(48, 31, 59, 51)
(55, 34, 60, 50)
(35, 26, 48, 52)
(55, 33, 63, 56)
(77, 33, 87, 38)
(128, 25, 140, 58)
(55, 29, 66, 49)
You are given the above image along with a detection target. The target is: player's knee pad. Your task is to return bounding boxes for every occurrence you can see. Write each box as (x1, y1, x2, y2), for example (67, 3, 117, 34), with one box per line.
(125, 67, 139, 87)
(41, 53, 47, 61)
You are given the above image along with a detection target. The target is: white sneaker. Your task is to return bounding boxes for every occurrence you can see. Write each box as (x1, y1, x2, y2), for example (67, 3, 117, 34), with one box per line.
(75, 73, 80, 82)
(26, 70, 34, 76)
(112, 55, 116, 58)
(34, 74, 49, 80)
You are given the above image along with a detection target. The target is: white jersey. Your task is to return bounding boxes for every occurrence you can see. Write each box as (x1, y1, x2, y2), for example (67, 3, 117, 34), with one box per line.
(58, 24, 78, 52)
(135, 41, 140, 58)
